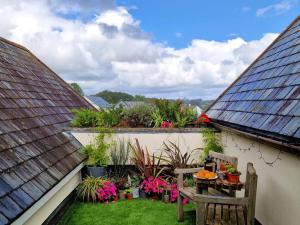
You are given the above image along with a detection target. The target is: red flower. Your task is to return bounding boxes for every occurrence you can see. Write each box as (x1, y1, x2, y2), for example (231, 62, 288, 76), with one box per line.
(198, 113, 210, 123)
(161, 121, 173, 128)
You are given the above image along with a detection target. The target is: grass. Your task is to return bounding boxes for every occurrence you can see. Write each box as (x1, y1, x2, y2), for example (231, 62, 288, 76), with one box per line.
(58, 199, 195, 225)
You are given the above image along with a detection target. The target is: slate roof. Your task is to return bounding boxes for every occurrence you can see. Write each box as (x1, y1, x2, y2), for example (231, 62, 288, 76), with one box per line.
(0, 37, 92, 224)
(206, 16, 300, 146)
(85, 95, 109, 108)
(116, 101, 151, 109)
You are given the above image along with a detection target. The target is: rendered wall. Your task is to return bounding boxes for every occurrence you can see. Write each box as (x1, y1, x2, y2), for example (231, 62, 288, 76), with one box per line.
(71, 130, 204, 163)
(221, 130, 300, 225)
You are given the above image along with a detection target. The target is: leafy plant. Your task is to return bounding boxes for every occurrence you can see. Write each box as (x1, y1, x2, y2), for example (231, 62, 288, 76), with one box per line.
(202, 128, 223, 160)
(151, 109, 164, 128)
(97, 107, 122, 127)
(153, 99, 182, 122)
(123, 104, 156, 127)
(130, 138, 166, 178)
(82, 133, 112, 167)
(76, 176, 103, 202)
(109, 139, 130, 178)
(161, 141, 193, 170)
(97, 180, 117, 203)
(71, 108, 99, 127)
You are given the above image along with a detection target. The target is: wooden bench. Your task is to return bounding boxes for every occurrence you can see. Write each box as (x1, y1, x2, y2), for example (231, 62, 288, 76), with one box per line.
(194, 163, 257, 225)
(175, 152, 257, 225)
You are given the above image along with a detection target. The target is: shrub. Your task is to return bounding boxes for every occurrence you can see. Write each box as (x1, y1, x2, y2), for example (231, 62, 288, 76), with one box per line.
(152, 99, 197, 128)
(130, 138, 166, 178)
(82, 133, 112, 167)
(151, 109, 164, 128)
(76, 176, 103, 202)
(77, 177, 117, 203)
(97, 107, 123, 127)
(202, 128, 223, 160)
(161, 141, 193, 170)
(97, 180, 117, 203)
(153, 99, 182, 122)
(71, 108, 99, 127)
(140, 176, 167, 195)
(123, 104, 156, 127)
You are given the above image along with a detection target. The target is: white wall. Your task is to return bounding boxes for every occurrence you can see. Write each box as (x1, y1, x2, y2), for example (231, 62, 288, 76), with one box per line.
(221, 130, 300, 225)
(71, 131, 204, 163)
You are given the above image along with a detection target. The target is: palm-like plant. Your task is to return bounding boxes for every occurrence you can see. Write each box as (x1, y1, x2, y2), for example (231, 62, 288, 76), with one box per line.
(161, 141, 194, 170)
(130, 138, 166, 178)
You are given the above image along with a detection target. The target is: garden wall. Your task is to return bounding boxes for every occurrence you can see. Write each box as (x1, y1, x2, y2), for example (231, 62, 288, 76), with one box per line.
(70, 128, 206, 164)
(220, 130, 300, 225)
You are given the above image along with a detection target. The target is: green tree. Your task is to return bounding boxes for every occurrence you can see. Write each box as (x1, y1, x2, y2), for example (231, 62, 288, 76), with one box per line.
(70, 83, 84, 96)
(96, 90, 135, 104)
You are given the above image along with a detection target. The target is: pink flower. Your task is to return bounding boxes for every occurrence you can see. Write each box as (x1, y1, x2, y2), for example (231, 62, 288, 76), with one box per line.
(161, 121, 173, 128)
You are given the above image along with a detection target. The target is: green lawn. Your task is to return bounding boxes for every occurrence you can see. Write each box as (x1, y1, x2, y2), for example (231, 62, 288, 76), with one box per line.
(58, 199, 195, 225)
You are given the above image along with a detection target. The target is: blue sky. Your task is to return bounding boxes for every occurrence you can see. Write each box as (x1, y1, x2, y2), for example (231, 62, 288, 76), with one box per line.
(1, 0, 299, 99)
(118, 0, 300, 48)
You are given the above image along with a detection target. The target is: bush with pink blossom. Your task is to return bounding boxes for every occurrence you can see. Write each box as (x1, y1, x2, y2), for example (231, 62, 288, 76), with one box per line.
(97, 180, 117, 203)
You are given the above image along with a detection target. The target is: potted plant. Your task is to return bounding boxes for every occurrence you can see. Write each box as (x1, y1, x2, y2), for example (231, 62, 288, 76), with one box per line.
(140, 176, 167, 200)
(97, 180, 118, 203)
(131, 176, 140, 199)
(83, 133, 111, 177)
(226, 165, 241, 183)
(126, 188, 133, 200)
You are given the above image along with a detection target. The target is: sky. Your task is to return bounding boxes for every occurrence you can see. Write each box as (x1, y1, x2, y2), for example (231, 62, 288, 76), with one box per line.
(0, 0, 299, 99)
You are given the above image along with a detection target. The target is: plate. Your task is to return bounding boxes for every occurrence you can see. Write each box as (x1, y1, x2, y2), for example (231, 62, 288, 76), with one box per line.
(193, 174, 218, 180)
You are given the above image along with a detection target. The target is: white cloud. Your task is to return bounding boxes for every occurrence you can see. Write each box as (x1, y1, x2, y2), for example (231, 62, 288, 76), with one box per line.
(256, 1, 296, 17)
(0, 0, 278, 99)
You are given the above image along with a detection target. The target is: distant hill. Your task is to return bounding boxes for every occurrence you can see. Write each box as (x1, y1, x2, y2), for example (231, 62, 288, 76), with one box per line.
(95, 90, 214, 109)
(95, 90, 145, 104)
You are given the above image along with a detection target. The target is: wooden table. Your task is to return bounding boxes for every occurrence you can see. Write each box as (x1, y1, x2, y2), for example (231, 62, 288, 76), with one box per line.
(193, 176, 244, 196)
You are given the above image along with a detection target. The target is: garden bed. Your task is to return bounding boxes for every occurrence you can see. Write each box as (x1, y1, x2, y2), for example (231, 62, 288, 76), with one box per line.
(58, 199, 195, 225)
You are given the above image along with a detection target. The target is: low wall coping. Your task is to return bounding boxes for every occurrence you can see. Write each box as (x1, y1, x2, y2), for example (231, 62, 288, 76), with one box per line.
(67, 127, 220, 133)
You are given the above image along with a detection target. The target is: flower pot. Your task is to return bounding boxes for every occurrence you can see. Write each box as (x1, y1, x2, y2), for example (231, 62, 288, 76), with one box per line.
(227, 173, 240, 183)
(126, 193, 133, 200)
(133, 187, 139, 198)
(151, 193, 159, 200)
(139, 189, 147, 199)
(119, 191, 126, 200)
(86, 166, 106, 177)
(163, 194, 170, 203)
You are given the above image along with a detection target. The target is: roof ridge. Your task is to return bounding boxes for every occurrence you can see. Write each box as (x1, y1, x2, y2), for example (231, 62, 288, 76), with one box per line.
(0, 36, 30, 52)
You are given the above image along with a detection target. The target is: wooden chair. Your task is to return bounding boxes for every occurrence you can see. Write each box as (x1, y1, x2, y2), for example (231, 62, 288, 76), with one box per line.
(175, 152, 239, 222)
(194, 162, 258, 225)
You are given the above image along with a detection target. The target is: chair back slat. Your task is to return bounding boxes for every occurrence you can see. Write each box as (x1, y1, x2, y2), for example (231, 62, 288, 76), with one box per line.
(209, 151, 238, 170)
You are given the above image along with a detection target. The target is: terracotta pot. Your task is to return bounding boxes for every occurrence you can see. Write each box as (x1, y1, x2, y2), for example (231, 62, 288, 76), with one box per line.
(227, 173, 240, 183)
(126, 193, 133, 200)
(220, 163, 226, 171)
